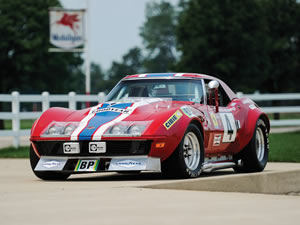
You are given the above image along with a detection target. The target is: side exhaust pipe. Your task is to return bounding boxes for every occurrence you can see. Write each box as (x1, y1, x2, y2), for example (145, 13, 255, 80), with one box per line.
(202, 162, 236, 173)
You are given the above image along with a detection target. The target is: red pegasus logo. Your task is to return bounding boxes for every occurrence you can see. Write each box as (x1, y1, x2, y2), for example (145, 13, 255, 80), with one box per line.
(56, 13, 80, 33)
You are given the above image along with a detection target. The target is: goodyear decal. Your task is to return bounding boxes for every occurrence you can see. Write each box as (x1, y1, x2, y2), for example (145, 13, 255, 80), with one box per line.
(209, 112, 219, 128)
(164, 110, 183, 130)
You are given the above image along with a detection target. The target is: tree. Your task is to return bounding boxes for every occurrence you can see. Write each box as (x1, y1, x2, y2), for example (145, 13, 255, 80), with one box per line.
(175, 0, 300, 93)
(108, 47, 144, 82)
(260, 0, 300, 93)
(140, 1, 177, 72)
(0, 0, 83, 94)
(176, 0, 268, 92)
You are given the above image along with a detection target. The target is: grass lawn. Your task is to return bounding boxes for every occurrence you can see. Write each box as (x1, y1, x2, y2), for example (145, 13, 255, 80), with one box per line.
(4, 119, 35, 130)
(0, 146, 29, 158)
(268, 132, 300, 162)
(0, 132, 299, 162)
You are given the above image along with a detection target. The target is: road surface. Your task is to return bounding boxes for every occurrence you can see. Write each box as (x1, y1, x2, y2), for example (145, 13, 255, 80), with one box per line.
(0, 159, 299, 225)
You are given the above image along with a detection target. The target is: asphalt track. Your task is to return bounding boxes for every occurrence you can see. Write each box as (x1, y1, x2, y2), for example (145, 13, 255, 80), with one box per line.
(0, 159, 300, 225)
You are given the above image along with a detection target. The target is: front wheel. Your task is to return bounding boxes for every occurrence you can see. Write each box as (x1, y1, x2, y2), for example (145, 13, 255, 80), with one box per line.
(162, 123, 204, 178)
(30, 145, 70, 180)
(234, 118, 269, 173)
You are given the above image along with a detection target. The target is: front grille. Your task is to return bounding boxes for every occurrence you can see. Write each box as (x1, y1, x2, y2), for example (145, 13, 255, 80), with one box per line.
(34, 140, 152, 156)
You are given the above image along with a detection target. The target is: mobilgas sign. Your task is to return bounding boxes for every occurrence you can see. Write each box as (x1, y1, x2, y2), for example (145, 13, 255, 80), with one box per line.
(49, 8, 85, 49)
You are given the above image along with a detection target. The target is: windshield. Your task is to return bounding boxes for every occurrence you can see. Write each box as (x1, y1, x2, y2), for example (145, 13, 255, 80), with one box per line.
(106, 79, 204, 103)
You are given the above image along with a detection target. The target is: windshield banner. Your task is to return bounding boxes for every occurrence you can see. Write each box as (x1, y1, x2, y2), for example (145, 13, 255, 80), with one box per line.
(49, 8, 85, 49)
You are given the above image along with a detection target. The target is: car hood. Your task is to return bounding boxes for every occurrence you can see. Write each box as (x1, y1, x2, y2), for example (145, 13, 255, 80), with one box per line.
(65, 98, 190, 140)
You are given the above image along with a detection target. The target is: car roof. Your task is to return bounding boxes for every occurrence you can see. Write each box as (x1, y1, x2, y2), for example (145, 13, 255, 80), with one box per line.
(123, 73, 214, 80)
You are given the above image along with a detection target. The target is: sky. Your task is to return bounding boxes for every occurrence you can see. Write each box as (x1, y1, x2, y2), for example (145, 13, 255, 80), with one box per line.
(60, 0, 179, 70)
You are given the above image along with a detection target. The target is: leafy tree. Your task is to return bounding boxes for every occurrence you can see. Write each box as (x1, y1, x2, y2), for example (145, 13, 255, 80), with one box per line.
(176, 0, 268, 92)
(108, 47, 144, 82)
(0, 0, 83, 94)
(260, 0, 300, 92)
(176, 0, 300, 93)
(140, 1, 177, 72)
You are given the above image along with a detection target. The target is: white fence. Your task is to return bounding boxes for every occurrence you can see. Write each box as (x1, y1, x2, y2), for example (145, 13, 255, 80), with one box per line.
(0, 91, 105, 147)
(0, 91, 299, 148)
(237, 92, 300, 127)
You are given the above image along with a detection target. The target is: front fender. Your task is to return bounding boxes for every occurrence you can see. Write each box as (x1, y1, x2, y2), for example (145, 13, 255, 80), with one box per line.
(146, 107, 203, 161)
(30, 107, 75, 139)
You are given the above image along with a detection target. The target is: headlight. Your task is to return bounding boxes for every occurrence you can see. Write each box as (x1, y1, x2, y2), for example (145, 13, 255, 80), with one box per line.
(104, 121, 152, 137)
(42, 122, 79, 137)
(110, 125, 126, 135)
(128, 125, 146, 135)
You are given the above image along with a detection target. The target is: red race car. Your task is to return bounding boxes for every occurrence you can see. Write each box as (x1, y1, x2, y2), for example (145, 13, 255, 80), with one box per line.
(30, 73, 270, 180)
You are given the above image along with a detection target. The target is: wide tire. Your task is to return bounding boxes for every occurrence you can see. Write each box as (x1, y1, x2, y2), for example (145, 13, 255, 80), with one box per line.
(30, 145, 70, 180)
(234, 118, 269, 173)
(162, 123, 204, 178)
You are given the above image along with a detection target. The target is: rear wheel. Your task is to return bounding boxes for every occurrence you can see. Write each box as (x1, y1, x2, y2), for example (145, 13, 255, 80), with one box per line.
(30, 145, 70, 180)
(234, 118, 269, 173)
(162, 123, 204, 178)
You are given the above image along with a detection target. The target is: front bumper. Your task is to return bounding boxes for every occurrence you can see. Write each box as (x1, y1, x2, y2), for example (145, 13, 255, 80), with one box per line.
(35, 155, 161, 173)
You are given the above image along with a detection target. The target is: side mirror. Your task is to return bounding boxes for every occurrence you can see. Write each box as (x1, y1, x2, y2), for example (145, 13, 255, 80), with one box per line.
(208, 80, 219, 89)
(208, 80, 219, 113)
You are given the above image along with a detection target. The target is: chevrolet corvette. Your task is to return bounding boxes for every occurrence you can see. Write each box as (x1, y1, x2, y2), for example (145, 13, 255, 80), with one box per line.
(30, 73, 270, 180)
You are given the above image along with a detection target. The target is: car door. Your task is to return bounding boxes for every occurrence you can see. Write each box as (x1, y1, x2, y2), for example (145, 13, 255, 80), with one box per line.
(204, 79, 244, 155)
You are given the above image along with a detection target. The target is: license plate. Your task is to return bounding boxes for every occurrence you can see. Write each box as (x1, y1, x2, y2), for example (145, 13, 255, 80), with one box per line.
(63, 142, 80, 154)
(89, 142, 106, 153)
(75, 160, 99, 172)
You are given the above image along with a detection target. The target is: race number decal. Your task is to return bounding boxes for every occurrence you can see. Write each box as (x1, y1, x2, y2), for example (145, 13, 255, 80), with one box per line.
(220, 113, 237, 143)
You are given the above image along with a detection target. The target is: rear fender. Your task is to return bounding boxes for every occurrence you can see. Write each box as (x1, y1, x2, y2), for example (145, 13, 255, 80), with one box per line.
(243, 107, 270, 149)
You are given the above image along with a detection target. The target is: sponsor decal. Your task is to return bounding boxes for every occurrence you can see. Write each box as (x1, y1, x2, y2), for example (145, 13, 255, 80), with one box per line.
(164, 110, 183, 130)
(91, 107, 131, 114)
(75, 160, 99, 172)
(213, 134, 222, 146)
(249, 104, 256, 110)
(114, 160, 143, 168)
(42, 161, 62, 169)
(219, 107, 236, 112)
(209, 112, 219, 128)
(181, 106, 195, 118)
(89, 142, 106, 153)
(242, 99, 253, 104)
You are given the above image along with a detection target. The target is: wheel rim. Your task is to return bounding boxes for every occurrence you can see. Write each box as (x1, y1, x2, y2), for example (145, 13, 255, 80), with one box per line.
(256, 127, 265, 162)
(183, 132, 201, 170)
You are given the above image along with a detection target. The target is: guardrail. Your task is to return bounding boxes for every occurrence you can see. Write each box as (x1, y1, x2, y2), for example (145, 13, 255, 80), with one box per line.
(0, 92, 299, 148)
(0, 91, 105, 147)
(237, 92, 300, 127)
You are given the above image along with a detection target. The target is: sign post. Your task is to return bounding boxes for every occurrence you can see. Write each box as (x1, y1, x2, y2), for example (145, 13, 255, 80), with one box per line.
(49, 6, 90, 105)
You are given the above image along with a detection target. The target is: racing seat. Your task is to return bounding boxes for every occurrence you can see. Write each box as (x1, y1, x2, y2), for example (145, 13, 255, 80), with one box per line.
(128, 86, 149, 97)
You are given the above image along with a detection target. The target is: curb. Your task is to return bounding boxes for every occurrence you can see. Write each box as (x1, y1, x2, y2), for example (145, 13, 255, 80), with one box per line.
(145, 169, 300, 195)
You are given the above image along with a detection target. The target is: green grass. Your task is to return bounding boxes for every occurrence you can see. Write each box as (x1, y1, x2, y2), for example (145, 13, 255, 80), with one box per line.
(269, 132, 300, 162)
(4, 119, 35, 130)
(0, 132, 299, 162)
(0, 146, 29, 158)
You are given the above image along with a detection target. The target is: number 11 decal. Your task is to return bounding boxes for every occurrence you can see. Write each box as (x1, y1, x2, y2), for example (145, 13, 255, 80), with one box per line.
(220, 113, 237, 142)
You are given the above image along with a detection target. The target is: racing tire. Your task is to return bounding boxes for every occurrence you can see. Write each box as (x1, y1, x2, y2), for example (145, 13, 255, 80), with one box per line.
(234, 118, 269, 173)
(30, 145, 70, 180)
(162, 123, 204, 178)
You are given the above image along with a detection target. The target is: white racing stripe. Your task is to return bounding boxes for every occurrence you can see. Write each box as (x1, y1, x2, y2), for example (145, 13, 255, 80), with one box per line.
(174, 73, 186, 77)
(70, 104, 102, 141)
(92, 99, 158, 140)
